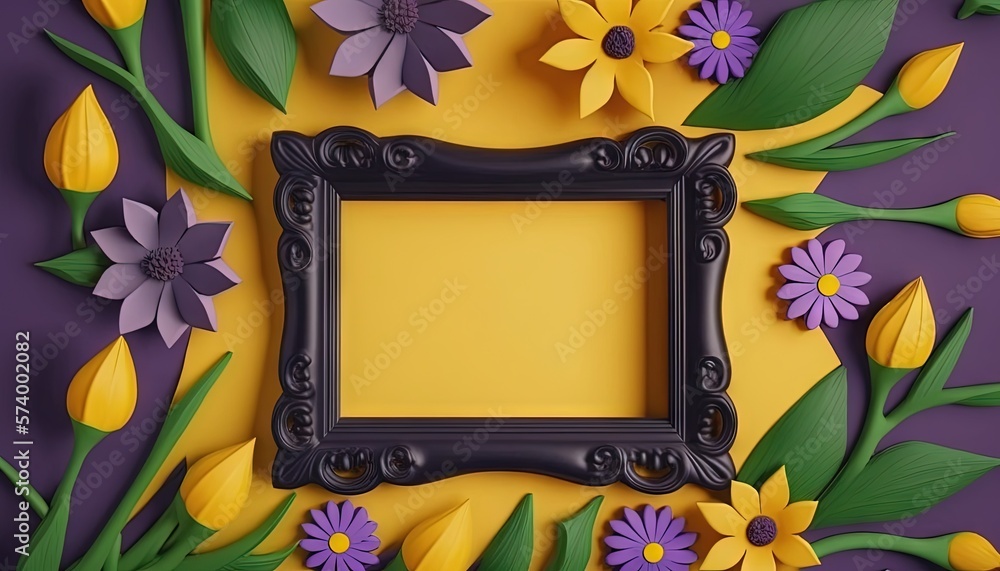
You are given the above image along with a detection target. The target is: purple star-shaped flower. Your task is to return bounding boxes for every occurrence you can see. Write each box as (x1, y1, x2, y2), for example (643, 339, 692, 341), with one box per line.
(605, 505, 698, 571)
(777, 239, 871, 330)
(678, 0, 760, 84)
(300, 500, 380, 571)
(91, 189, 240, 347)
(312, 0, 492, 107)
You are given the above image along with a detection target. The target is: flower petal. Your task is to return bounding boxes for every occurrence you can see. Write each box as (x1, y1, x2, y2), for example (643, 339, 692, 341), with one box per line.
(580, 57, 615, 117)
(778, 264, 818, 284)
(346, 549, 379, 565)
(120, 279, 163, 334)
(731, 480, 761, 520)
(678, 24, 711, 40)
(731, 8, 753, 31)
(598, 0, 631, 25)
(92, 227, 147, 264)
(701, 0, 721, 28)
(822, 297, 840, 328)
(698, 502, 745, 536)
(606, 534, 643, 549)
(619, 557, 644, 571)
(630, 0, 671, 30)
(688, 46, 713, 66)
(725, 0, 743, 28)
(615, 57, 655, 119)
(340, 501, 356, 529)
(772, 534, 821, 568)
(777, 282, 817, 300)
(402, 36, 440, 104)
(641, 505, 659, 541)
(345, 507, 371, 535)
(791, 246, 820, 276)
(823, 239, 845, 271)
(655, 506, 674, 540)
(312, 0, 379, 33)
(326, 501, 342, 531)
(838, 271, 872, 287)
(301, 538, 331, 553)
(540, 38, 600, 70)
(156, 282, 189, 348)
(610, 519, 647, 544)
(760, 466, 791, 517)
(665, 547, 698, 564)
(159, 190, 196, 247)
(716, 0, 730, 32)
(778, 501, 818, 535)
(607, 546, 643, 565)
(417, 0, 492, 34)
(370, 33, 408, 108)
(806, 239, 826, 274)
(411, 22, 473, 71)
(701, 536, 747, 570)
(715, 54, 730, 83)
(558, 0, 610, 40)
(700, 50, 721, 80)
(687, 9, 716, 33)
(723, 49, 746, 79)
(183, 259, 241, 296)
(311, 509, 334, 534)
(637, 31, 693, 63)
(123, 199, 160, 250)
(94, 264, 145, 300)
(330, 28, 394, 77)
(787, 290, 819, 319)
(805, 296, 824, 329)
(831, 252, 862, 275)
(837, 285, 870, 306)
(623, 507, 649, 542)
(177, 222, 233, 263)
(352, 537, 380, 550)
(830, 295, 859, 320)
(742, 546, 776, 571)
(305, 550, 332, 569)
(665, 531, 697, 551)
(172, 277, 218, 331)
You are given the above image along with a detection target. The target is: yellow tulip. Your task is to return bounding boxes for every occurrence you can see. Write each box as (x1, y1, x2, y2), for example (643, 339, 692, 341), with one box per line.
(949, 532, 1000, 571)
(180, 439, 255, 531)
(895, 43, 964, 110)
(82, 0, 147, 30)
(66, 336, 137, 432)
(45, 85, 119, 193)
(955, 194, 1000, 238)
(400, 500, 473, 571)
(865, 277, 935, 369)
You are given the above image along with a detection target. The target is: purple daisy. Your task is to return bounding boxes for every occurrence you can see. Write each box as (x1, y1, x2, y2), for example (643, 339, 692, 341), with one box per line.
(301, 500, 380, 571)
(777, 239, 872, 330)
(678, 0, 759, 84)
(91, 189, 240, 348)
(605, 505, 697, 571)
(312, 0, 492, 107)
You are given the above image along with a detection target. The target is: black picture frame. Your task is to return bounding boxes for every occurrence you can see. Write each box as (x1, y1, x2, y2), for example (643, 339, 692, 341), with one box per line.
(271, 126, 738, 495)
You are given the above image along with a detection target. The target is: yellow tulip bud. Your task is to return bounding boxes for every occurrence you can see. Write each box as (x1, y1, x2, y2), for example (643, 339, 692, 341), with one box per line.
(66, 337, 137, 432)
(44, 85, 119, 193)
(180, 439, 255, 531)
(896, 43, 964, 110)
(949, 532, 1000, 571)
(955, 194, 1000, 238)
(82, 0, 147, 30)
(401, 500, 473, 571)
(865, 277, 935, 369)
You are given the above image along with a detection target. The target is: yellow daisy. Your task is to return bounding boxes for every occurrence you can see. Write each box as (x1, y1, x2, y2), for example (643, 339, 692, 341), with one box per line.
(698, 467, 821, 571)
(540, 0, 694, 119)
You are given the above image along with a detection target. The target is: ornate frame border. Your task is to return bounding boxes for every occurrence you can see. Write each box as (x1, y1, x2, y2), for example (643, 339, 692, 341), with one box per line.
(270, 126, 738, 495)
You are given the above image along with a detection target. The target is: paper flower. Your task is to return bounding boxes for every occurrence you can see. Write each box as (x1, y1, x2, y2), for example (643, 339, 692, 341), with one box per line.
(540, 0, 694, 119)
(66, 337, 137, 433)
(948, 532, 1000, 571)
(956, 194, 1000, 237)
(388, 500, 473, 571)
(699, 467, 820, 571)
(301, 501, 380, 570)
(83, 0, 146, 30)
(180, 439, 256, 531)
(777, 239, 870, 330)
(605, 505, 697, 570)
(312, 0, 492, 107)
(678, 0, 759, 84)
(91, 189, 240, 348)
(893, 43, 963, 110)
(866, 276, 934, 370)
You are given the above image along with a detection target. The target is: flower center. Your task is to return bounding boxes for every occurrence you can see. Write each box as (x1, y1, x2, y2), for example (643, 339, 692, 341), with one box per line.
(140, 247, 184, 281)
(642, 542, 665, 563)
(711, 30, 731, 49)
(379, 0, 419, 34)
(328, 532, 351, 554)
(818, 274, 841, 297)
(746, 516, 778, 547)
(602, 25, 636, 59)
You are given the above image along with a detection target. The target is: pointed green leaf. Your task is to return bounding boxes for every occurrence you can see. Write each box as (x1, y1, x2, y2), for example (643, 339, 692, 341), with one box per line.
(35, 244, 111, 287)
(182, 494, 296, 570)
(544, 496, 603, 571)
(742, 194, 865, 231)
(685, 0, 898, 130)
(959, 0, 1000, 18)
(0, 456, 48, 516)
(219, 543, 298, 570)
(749, 133, 955, 172)
(384, 551, 409, 571)
(738, 367, 847, 502)
(906, 309, 973, 406)
(211, 0, 297, 112)
(814, 442, 1000, 528)
(479, 494, 534, 571)
(951, 384, 1000, 407)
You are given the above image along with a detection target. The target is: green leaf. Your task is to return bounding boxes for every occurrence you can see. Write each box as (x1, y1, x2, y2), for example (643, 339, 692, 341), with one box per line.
(685, 0, 898, 130)
(738, 367, 847, 502)
(0, 456, 48, 516)
(479, 494, 534, 571)
(906, 309, 973, 406)
(742, 194, 865, 231)
(35, 244, 111, 287)
(182, 494, 296, 570)
(211, 0, 297, 112)
(813, 442, 1000, 528)
(544, 496, 603, 571)
(956, 389, 1000, 406)
(219, 543, 298, 571)
(45, 31, 252, 201)
(748, 133, 955, 171)
(959, 0, 1000, 18)
(384, 551, 409, 571)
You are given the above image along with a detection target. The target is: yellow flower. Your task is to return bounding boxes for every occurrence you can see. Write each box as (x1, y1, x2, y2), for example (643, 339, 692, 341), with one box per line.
(180, 439, 255, 531)
(44, 85, 119, 193)
(540, 0, 693, 119)
(82, 0, 147, 30)
(66, 337, 137, 432)
(865, 277, 935, 369)
(949, 532, 1000, 571)
(400, 500, 473, 571)
(895, 43, 964, 110)
(699, 467, 820, 571)
(955, 194, 1000, 238)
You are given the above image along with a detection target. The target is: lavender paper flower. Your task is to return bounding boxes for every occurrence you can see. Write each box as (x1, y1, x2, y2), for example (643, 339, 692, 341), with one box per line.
(605, 505, 697, 571)
(678, 0, 759, 84)
(777, 239, 871, 330)
(301, 500, 380, 570)
(91, 190, 240, 347)
(313, 0, 492, 107)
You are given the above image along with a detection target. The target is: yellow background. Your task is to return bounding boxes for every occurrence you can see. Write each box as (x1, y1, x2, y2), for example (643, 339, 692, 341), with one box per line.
(153, 0, 881, 568)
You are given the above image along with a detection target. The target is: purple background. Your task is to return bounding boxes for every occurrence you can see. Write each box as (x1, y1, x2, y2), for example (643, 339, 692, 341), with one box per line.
(1, 0, 998, 569)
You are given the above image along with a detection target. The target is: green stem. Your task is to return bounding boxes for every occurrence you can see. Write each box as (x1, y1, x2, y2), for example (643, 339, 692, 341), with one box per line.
(812, 532, 954, 569)
(60, 189, 99, 250)
(106, 20, 145, 80)
(179, 0, 213, 147)
(137, 509, 214, 571)
(0, 456, 48, 517)
(119, 497, 181, 571)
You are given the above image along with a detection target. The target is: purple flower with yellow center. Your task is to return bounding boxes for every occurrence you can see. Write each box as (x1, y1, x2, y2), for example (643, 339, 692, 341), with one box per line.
(91, 189, 240, 347)
(605, 505, 698, 571)
(312, 0, 492, 107)
(678, 0, 759, 84)
(301, 500, 380, 571)
(777, 239, 871, 330)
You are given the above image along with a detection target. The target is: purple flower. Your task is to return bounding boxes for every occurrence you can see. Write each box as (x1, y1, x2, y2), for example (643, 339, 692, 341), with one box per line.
(777, 239, 872, 330)
(91, 190, 240, 348)
(605, 505, 697, 571)
(312, 0, 492, 107)
(678, 0, 759, 84)
(301, 501, 380, 571)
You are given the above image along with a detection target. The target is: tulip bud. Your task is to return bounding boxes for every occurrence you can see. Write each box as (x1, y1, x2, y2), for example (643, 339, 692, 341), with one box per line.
(66, 336, 138, 432)
(895, 43, 964, 110)
(392, 501, 473, 571)
(954, 194, 1000, 238)
(865, 277, 935, 370)
(82, 0, 147, 30)
(949, 532, 1000, 571)
(180, 439, 255, 531)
